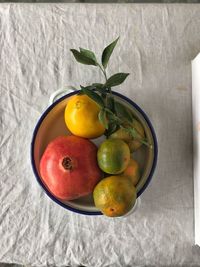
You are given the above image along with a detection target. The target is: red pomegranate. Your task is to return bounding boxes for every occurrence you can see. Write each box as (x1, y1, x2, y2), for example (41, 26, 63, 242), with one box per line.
(39, 135, 102, 200)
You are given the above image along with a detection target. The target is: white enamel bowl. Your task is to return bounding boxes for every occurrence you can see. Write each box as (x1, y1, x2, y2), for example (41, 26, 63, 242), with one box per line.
(31, 90, 158, 215)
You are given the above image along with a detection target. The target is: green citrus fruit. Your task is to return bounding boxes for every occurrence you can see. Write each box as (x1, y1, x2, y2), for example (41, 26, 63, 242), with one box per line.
(93, 175, 137, 217)
(97, 139, 130, 174)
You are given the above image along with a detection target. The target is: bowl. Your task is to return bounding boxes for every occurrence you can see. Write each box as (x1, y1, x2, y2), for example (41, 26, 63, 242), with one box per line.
(31, 90, 158, 215)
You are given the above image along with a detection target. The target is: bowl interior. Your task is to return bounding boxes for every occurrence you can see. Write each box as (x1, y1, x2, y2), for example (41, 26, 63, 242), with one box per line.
(33, 92, 155, 213)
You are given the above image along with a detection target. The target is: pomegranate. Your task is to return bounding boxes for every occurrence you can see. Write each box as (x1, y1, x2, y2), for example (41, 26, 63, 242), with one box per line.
(39, 136, 102, 200)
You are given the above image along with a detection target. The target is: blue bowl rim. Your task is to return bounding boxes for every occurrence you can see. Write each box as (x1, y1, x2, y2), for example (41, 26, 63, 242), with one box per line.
(31, 90, 158, 216)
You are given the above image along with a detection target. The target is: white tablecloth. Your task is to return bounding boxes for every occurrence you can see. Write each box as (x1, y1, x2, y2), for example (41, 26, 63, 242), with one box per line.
(0, 3, 200, 266)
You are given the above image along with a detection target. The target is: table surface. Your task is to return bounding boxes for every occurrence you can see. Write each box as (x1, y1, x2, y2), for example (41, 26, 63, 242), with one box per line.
(0, 3, 200, 266)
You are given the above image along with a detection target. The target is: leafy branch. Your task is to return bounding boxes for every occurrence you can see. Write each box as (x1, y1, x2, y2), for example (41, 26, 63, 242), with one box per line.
(70, 37, 151, 148)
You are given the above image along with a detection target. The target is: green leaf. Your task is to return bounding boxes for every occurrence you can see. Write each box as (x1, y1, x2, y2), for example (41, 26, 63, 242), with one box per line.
(80, 84, 105, 95)
(70, 49, 97, 66)
(93, 89, 106, 96)
(92, 83, 104, 89)
(114, 101, 133, 123)
(79, 48, 97, 63)
(98, 109, 109, 129)
(105, 73, 129, 87)
(106, 96, 115, 112)
(105, 122, 118, 137)
(77, 90, 85, 95)
(102, 37, 119, 69)
(80, 86, 105, 107)
(104, 108, 119, 123)
(92, 84, 108, 97)
(130, 112, 137, 121)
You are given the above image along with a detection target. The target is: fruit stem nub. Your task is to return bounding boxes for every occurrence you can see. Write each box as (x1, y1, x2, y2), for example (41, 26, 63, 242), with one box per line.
(62, 157, 73, 170)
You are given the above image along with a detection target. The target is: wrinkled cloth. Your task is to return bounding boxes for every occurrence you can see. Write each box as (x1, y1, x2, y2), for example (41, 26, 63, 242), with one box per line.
(0, 3, 200, 266)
